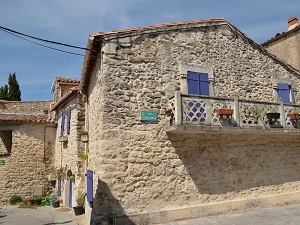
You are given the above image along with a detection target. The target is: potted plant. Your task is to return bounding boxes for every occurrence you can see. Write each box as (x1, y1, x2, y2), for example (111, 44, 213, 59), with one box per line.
(34, 195, 43, 205)
(266, 112, 280, 119)
(26, 197, 34, 206)
(56, 167, 64, 179)
(73, 192, 85, 216)
(52, 199, 60, 208)
(290, 110, 300, 120)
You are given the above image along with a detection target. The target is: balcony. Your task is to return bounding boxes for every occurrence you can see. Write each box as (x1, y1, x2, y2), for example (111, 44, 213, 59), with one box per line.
(166, 92, 300, 134)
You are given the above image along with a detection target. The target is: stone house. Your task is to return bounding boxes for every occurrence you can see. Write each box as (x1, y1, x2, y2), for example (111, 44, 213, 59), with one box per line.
(262, 17, 300, 70)
(77, 18, 300, 224)
(0, 100, 56, 205)
(50, 77, 86, 208)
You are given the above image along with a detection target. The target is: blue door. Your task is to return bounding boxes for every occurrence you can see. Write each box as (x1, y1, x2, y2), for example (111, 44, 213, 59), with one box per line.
(68, 179, 72, 207)
(187, 71, 209, 96)
(86, 170, 93, 207)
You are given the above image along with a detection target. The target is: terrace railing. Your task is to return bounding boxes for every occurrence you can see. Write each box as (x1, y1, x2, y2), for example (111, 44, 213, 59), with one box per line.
(169, 92, 300, 130)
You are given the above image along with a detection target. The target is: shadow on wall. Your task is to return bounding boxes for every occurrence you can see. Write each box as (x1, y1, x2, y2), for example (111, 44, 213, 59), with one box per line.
(168, 132, 300, 195)
(91, 179, 135, 225)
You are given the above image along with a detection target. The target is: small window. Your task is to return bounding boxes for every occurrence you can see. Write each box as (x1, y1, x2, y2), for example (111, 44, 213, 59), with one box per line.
(0, 130, 12, 155)
(278, 83, 295, 104)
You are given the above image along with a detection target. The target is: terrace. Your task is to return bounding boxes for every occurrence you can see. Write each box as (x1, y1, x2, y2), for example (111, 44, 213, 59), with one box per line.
(166, 92, 300, 134)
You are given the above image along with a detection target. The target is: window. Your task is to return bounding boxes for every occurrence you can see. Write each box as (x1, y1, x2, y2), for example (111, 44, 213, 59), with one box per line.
(277, 83, 295, 104)
(187, 71, 209, 96)
(0, 130, 12, 155)
(180, 64, 214, 96)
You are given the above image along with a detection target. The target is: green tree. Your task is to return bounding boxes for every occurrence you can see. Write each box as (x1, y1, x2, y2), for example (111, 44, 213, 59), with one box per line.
(8, 73, 21, 101)
(0, 85, 9, 100)
(0, 72, 21, 101)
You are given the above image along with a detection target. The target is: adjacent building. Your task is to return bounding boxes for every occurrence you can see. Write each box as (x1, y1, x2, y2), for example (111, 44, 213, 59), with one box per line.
(0, 100, 56, 204)
(262, 17, 300, 70)
(78, 18, 300, 224)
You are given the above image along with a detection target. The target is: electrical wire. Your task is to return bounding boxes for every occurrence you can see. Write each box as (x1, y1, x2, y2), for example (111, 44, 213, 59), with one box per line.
(0, 25, 94, 52)
(0, 27, 86, 56)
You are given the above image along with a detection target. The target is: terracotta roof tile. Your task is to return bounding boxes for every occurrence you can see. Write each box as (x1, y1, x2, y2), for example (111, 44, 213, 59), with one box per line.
(55, 77, 80, 84)
(90, 18, 226, 37)
(0, 113, 54, 124)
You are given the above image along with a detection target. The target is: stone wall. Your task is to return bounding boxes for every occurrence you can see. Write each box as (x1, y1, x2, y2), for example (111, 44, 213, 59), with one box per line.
(0, 101, 51, 113)
(53, 93, 86, 207)
(263, 30, 300, 71)
(0, 124, 56, 205)
(87, 23, 300, 223)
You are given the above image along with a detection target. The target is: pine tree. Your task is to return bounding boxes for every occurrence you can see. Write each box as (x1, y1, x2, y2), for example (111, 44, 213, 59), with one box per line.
(7, 73, 21, 101)
(0, 72, 21, 101)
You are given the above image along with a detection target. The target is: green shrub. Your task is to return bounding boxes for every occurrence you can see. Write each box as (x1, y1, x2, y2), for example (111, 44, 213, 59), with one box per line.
(34, 195, 43, 201)
(9, 195, 23, 204)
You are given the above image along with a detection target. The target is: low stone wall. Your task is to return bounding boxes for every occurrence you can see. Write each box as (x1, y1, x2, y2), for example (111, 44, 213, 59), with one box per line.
(0, 100, 51, 113)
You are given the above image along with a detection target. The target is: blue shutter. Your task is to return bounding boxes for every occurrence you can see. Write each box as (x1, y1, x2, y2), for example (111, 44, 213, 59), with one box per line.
(61, 112, 65, 136)
(67, 109, 71, 135)
(290, 85, 295, 104)
(86, 170, 93, 207)
(199, 73, 209, 96)
(278, 83, 290, 103)
(69, 179, 72, 207)
(187, 71, 209, 96)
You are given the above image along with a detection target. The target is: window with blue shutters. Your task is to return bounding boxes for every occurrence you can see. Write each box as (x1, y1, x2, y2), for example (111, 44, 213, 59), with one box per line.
(187, 71, 209, 96)
(278, 83, 295, 104)
(86, 170, 93, 207)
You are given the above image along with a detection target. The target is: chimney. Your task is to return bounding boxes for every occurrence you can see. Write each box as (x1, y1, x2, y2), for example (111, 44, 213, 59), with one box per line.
(288, 17, 299, 31)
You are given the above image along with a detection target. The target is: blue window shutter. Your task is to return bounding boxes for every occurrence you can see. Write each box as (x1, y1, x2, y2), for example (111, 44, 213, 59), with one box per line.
(69, 179, 72, 206)
(290, 85, 295, 104)
(61, 112, 65, 136)
(87, 170, 93, 207)
(278, 83, 290, 103)
(187, 71, 209, 96)
(199, 73, 209, 95)
(67, 109, 71, 135)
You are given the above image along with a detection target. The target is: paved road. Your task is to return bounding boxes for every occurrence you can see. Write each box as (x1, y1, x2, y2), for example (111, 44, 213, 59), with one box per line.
(0, 205, 79, 225)
(159, 203, 300, 225)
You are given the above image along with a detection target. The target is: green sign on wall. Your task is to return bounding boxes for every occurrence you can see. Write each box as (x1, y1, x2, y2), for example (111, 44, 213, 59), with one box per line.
(0, 160, 5, 165)
(140, 111, 157, 121)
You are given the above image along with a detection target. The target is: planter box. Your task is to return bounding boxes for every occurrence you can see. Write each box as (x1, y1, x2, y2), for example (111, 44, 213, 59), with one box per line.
(266, 113, 280, 119)
(59, 136, 68, 142)
(73, 206, 85, 216)
(81, 135, 88, 143)
(216, 109, 234, 115)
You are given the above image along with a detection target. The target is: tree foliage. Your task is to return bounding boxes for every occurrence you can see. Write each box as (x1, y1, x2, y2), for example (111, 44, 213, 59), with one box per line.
(0, 72, 21, 101)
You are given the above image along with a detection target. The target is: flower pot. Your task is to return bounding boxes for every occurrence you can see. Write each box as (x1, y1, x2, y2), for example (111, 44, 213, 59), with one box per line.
(52, 200, 60, 208)
(73, 206, 85, 216)
(290, 114, 300, 120)
(34, 200, 42, 205)
(216, 109, 234, 115)
(27, 199, 34, 206)
(266, 113, 280, 119)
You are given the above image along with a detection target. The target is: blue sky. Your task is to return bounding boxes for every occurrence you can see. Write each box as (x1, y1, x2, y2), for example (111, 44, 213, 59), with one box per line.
(0, 0, 299, 100)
